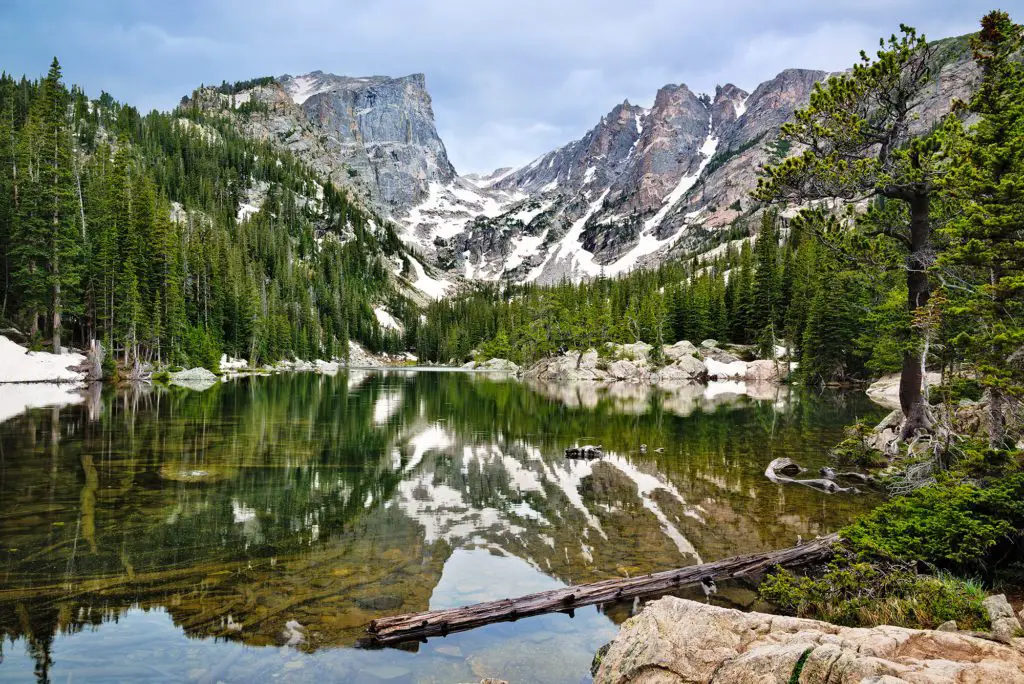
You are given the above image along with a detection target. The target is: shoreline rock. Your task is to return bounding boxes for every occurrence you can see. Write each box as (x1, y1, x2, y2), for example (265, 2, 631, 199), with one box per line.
(523, 341, 790, 385)
(866, 371, 943, 410)
(594, 596, 1024, 683)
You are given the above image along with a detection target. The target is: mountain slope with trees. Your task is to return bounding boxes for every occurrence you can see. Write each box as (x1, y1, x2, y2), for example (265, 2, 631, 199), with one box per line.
(0, 60, 417, 369)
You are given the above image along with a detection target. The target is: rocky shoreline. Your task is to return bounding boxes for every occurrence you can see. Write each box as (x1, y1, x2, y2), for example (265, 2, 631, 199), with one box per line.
(518, 339, 792, 385)
(593, 596, 1024, 683)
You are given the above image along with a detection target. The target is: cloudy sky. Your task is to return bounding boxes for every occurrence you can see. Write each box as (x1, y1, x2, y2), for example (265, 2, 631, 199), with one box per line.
(0, 0, 991, 173)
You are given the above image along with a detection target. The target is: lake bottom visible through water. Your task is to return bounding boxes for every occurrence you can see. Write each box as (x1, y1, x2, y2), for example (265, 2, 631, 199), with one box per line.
(0, 371, 884, 682)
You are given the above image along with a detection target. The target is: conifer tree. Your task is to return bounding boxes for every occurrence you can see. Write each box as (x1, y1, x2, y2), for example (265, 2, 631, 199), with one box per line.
(940, 11, 1024, 447)
(757, 26, 949, 436)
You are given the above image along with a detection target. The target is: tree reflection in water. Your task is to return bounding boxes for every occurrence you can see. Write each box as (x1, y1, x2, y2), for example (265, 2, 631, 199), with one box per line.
(0, 372, 882, 682)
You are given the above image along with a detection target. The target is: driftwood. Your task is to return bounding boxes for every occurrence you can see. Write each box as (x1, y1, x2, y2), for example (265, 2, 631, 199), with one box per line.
(765, 458, 860, 493)
(366, 533, 839, 645)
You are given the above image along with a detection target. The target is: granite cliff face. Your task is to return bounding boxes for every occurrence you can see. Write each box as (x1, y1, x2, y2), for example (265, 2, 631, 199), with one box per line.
(181, 71, 456, 214)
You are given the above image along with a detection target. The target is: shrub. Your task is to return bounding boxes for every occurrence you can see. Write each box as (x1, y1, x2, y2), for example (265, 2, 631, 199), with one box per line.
(101, 352, 118, 381)
(760, 553, 987, 630)
(830, 422, 888, 468)
(842, 473, 1024, 573)
(648, 344, 666, 369)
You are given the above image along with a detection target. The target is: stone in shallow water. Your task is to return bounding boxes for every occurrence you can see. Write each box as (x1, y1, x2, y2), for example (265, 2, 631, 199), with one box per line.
(355, 595, 403, 611)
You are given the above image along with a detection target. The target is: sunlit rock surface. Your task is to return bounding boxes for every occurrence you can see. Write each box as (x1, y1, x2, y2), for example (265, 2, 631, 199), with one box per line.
(595, 596, 1024, 683)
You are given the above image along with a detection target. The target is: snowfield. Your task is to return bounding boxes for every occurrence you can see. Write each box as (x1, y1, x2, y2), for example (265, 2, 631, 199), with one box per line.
(0, 336, 86, 383)
(0, 336, 87, 424)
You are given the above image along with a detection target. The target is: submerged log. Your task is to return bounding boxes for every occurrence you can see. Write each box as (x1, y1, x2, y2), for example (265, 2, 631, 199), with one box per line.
(765, 458, 859, 493)
(366, 533, 839, 645)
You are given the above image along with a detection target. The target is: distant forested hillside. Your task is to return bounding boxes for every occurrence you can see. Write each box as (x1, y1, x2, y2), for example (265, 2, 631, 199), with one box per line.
(0, 60, 413, 369)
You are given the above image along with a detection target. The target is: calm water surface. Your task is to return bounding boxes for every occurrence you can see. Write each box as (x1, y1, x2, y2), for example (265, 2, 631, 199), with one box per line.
(0, 371, 884, 683)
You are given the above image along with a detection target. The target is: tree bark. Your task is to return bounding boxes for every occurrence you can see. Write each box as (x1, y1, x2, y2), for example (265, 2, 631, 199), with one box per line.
(367, 534, 838, 645)
(899, 192, 932, 439)
(986, 388, 1006, 449)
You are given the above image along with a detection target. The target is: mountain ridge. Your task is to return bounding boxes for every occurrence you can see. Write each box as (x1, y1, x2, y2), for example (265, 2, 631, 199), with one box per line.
(180, 32, 976, 295)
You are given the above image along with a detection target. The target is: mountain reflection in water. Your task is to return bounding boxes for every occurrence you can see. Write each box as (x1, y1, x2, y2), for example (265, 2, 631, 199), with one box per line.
(0, 371, 883, 683)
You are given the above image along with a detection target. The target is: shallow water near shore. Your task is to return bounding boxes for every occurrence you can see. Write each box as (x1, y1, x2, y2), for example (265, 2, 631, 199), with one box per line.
(0, 371, 884, 683)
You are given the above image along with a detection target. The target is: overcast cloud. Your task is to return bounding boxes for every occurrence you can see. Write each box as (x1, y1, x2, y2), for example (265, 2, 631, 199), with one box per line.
(0, 0, 991, 173)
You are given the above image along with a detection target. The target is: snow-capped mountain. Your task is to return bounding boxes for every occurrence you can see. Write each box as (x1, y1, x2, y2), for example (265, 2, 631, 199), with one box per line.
(182, 71, 456, 215)
(181, 40, 977, 293)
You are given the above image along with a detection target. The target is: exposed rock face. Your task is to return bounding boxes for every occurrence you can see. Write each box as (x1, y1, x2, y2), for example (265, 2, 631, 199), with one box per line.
(186, 37, 977, 287)
(594, 596, 1024, 684)
(405, 38, 977, 285)
(181, 71, 455, 215)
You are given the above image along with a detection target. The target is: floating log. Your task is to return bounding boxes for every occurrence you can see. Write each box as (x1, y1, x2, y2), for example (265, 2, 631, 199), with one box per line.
(766, 458, 859, 493)
(366, 533, 839, 645)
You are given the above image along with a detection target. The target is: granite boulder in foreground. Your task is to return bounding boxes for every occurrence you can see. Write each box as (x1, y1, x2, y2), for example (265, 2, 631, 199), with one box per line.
(594, 596, 1024, 683)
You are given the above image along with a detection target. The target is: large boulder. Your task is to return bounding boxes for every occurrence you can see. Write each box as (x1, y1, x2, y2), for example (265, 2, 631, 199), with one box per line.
(984, 594, 1023, 642)
(611, 342, 653, 363)
(656, 354, 707, 383)
(525, 350, 609, 382)
(664, 340, 699, 362)
(864, 409, 903, 453)
(866, 371, 943, 410)
(476, 358, 521, 373)
(745, 359, 790, 383)
(169, 367, 218, 391)
(607, 359, 647, 382)
(595, 596, 1024, 684)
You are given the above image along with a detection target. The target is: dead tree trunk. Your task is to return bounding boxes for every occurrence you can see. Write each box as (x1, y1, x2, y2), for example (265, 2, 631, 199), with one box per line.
(367, 534, 838, 645)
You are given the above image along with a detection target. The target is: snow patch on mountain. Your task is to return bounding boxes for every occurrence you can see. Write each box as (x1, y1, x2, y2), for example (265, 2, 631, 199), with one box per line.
(408, 256, 452, 299)
(374, 307, 403, 332)
(401, 180, 523, 252)
(284, 74, 330, 105)
(527, 189, 610, 282)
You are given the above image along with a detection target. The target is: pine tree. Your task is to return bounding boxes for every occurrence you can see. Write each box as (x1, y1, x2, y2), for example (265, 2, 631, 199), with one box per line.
(757, 26, 949, 436)
(939, 11, 1024, 447)
(751, 210, 781, 356)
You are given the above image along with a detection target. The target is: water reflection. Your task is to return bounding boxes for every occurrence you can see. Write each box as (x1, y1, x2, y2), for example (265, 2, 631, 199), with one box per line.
(0, 372, 883, 682)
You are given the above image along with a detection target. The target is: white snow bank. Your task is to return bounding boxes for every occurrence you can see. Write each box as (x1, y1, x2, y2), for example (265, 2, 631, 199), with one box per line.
(0, 336, 85, 383)
(0, 383, 84, 424)
(220, 354, 249, 371)
(409, 257, 451, 300)
(705, 358, 748, 379)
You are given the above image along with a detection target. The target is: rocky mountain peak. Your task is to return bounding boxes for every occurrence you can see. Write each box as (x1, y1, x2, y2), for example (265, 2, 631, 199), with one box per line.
(711, 83, 750, 130)
(181, 70, 455, 215)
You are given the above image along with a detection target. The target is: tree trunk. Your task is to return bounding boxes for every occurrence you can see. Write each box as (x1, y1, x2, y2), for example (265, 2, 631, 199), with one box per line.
(368, 534, 839, 645)
(899, 192, 932, 439)
(52, 279, 60, 354)
(986, 388, 1006, 450)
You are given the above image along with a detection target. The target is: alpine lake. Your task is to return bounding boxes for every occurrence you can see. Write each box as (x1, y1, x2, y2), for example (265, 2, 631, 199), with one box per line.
(0, 370, 885, 683)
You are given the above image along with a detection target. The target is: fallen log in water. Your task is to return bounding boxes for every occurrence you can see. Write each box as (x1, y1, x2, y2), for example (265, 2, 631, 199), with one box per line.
(366, 533, 839, 645)
(765, 458, 859, 493)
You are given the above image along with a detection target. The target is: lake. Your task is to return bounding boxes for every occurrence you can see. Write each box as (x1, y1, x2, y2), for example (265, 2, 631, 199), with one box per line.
(0, 371, 884, 683)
